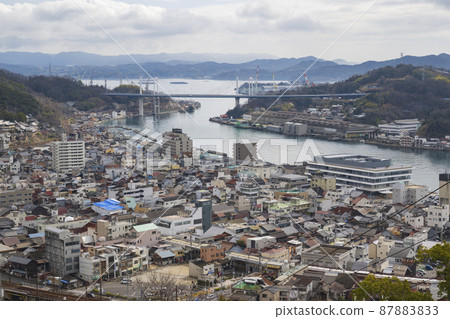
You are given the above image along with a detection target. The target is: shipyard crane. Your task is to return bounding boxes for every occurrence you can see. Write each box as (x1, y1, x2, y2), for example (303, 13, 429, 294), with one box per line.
(304, 73, 315, 88)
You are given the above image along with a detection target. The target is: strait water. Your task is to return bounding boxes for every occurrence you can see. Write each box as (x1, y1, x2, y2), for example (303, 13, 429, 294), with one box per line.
(95, 78, 450, 190)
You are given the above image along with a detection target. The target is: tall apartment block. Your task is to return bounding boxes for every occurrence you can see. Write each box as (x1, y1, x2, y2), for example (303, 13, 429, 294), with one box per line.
(162, 128, 193, 157)
(45, 227, 81, 277)
(52, 140, 85, 173)
(233, 142, 257, 164)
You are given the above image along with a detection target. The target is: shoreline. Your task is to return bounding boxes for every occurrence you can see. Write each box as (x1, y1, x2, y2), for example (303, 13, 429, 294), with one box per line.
(209, 117, 450, 153)
(98, 109, 180, 125)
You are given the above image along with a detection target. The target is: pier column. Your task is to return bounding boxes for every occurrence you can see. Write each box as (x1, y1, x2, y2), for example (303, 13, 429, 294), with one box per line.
(235, 97, 240, 107)
(153, 98, 160, 116)
(139, 97, 144, 116)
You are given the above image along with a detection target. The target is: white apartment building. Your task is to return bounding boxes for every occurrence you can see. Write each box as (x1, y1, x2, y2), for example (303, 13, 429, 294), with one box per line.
(426, 205, 450, 231)
(306, 154, 412, 193)
(156, 200, 212, 235)
(392, 183, 428, 204)
(378, 119, 421, 136)
(238, 162, 279, 179)
(52, 140, 85, 173)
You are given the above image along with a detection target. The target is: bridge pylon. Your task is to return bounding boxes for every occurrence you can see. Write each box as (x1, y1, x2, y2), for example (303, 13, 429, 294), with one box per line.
(139, 97, 144, 116)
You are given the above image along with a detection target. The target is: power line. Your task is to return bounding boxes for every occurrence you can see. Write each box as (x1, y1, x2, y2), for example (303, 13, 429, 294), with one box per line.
(304, 181, 450, 268)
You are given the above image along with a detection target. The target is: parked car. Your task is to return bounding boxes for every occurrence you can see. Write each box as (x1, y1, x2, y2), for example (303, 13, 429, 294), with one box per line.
(121, 277, 132, 284)
(425, 265, 434, 270)
(417, 270, 426, 276)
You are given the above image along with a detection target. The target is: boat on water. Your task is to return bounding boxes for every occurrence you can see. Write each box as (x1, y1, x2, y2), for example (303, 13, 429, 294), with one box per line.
(170, 81, 188, 85)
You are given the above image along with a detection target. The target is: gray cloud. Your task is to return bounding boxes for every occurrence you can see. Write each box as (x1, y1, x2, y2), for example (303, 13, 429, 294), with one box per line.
(0, 0, 448, 62)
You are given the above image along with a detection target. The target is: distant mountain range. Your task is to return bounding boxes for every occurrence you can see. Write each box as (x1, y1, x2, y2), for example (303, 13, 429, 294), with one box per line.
(0, 51, 449, 83)
(0, 51, 278, 66)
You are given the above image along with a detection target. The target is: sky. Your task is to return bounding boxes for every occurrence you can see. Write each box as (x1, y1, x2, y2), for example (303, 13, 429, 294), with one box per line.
(0, 0, 449, 62)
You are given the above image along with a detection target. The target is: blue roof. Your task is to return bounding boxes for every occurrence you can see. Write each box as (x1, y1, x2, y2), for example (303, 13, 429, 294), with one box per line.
(93, 199, 124, 211)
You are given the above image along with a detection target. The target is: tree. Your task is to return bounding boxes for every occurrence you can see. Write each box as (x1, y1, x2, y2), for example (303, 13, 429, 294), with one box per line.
(236, 239, 246, 248)
(132, 268, 191, 300)
(352, 274, 433, 301)
(417, 242, 450, 299)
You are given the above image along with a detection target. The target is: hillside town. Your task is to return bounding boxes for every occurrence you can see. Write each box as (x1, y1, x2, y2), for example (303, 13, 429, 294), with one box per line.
(0, 113, 449, 301)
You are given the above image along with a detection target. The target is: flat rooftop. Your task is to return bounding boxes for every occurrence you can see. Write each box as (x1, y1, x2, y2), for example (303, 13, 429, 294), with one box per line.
(315, 154, 392, 169)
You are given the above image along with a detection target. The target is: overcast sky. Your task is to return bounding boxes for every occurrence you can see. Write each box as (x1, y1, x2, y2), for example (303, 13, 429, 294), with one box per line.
(1, 0, 449, 62)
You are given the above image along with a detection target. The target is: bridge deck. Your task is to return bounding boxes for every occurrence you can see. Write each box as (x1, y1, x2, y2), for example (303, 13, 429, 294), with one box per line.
(104, 93, 366, 99)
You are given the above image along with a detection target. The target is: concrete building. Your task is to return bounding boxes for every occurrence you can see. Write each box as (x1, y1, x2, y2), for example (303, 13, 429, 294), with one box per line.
(156, 200, 212, 236)
(238, 162, 279, 179)
(368, 236, 394, 259)
(228, 194, 251, 212)
(426, 205, 450, 231)
(274, 174, 308, 189)
(283, 122, 307, 136)
(45, 227, 81, 277)
(378, 119, 421, 136)
(200, 243, 226, 262)
(97, 218, 133, 241)
(0, 189, 33, 206)
(392, 183, 428, 205)
(234, 142, 257, 164)
(123, 186, 153, 203)
(189, 259, 215, 279)
(310, 171, 336, 191)
(301, 244, 354, 269)
(52, 140, 85, 173)
(439, 173, 450, 206)
(0, 133, 10, 150)
(306, 154, 412, 193)
(162, 128, 193, 157)
(79, 245, 145, 281)
(129, 223, 160, 247)
(79, 252, 102, 283)
(246, 236, 276, 250)
(198, 199, 212, 233)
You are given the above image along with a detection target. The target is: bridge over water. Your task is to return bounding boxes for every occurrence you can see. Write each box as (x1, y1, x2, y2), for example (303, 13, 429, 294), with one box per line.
(104, 92, 367, 116)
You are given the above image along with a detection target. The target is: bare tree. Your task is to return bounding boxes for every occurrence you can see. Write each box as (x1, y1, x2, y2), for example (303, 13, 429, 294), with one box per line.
(132, 269, 191, 300)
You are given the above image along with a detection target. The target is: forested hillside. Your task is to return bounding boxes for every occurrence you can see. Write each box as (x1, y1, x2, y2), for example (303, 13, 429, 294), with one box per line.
(0, 70, 140, 123)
